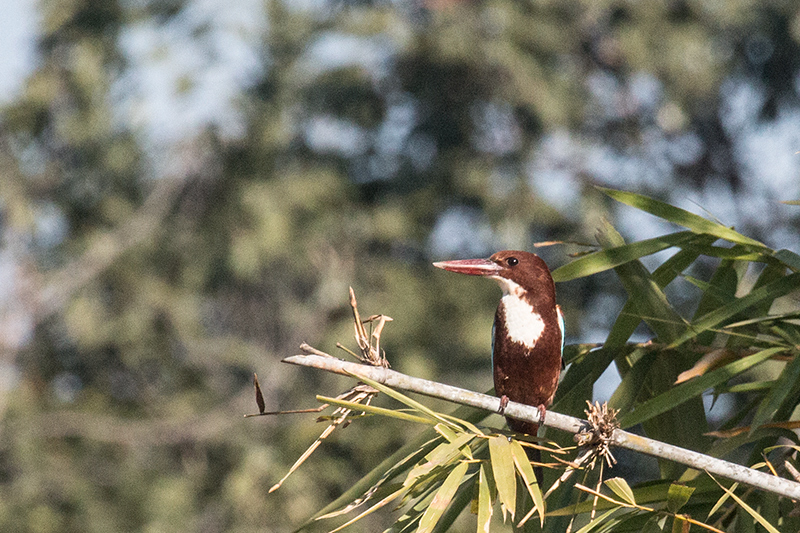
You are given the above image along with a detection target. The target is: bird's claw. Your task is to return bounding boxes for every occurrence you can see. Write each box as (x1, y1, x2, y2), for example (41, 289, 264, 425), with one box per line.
(498, 395, 510, 415)
(537, 405, 547, 426)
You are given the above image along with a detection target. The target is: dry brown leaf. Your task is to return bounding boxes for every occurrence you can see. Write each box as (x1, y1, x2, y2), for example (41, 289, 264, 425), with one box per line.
(675, 349, 734, 384)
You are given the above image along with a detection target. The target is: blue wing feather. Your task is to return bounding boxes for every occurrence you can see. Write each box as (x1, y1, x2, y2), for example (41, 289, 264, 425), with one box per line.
(556, 305, 566, 369)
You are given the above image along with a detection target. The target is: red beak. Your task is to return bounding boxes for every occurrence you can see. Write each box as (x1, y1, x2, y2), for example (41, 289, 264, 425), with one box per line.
(432, 258, 502, 276)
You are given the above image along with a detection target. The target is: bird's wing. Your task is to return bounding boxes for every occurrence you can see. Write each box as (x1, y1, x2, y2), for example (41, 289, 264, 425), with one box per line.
(556, 305, 566, 369)
(491, 317, 496, 367)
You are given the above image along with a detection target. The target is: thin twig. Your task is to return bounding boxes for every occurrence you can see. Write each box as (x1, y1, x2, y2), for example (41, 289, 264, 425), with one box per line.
(260, 289, 388, 492)
(282, 353, 800, 501)
(300, 343, 336, 358)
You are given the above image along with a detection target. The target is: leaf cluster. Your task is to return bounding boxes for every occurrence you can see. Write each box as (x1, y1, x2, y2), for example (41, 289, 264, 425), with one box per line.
(285, 188, 800, 532)
(301, 374, 554, 533)
(550, 189, 800, 532)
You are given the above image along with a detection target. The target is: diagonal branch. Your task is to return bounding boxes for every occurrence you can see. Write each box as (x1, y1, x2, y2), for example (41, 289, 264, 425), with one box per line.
(34, 174, 191, 323)
(282, 353, 800, 501)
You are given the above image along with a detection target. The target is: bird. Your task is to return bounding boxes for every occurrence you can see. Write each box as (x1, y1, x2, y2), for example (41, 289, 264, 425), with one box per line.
(433, 250, 565, 455)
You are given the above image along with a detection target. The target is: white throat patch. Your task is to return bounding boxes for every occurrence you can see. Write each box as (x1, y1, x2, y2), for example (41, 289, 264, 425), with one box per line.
(492, 277, 545, 349)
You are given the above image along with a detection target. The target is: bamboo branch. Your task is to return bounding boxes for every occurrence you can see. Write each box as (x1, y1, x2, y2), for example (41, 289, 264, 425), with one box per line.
(282, 353, 800, 501)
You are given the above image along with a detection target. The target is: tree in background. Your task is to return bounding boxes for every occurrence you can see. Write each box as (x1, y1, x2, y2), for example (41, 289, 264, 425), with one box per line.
(0, 0, 799, 531)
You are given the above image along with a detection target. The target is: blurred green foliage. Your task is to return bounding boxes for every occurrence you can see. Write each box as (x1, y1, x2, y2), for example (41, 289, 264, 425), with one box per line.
(1, 0, 799, 532)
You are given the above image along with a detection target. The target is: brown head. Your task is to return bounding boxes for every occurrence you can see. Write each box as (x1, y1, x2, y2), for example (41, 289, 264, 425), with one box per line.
(433, 250, 556, 310)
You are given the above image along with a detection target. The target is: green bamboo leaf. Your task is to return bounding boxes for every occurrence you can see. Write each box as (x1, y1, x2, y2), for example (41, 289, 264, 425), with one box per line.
(720, 380, 774, 394)
(434, 423, 459, 443)
(592, 219, 687, 344)
(550, 478, 740, 519)
(488, 436, 516, 520)
(750, 263, 792, 318)
(430, 478, 474, 533)
(573, 508, 620, 533)
(668, 273, 800, 348)
(642, 515, 668, 533)
(689, 259, 739, 345)
(619, 347, 784, 428)
(438, 413, 484, 436)
(679, 275, 711, 291)
(605, 299, 649, 353)
(598, 187, 768, 249)
(423, 433, 474, 463)
(346, 372, 457, 428)
(771, 323, 800, 346)
(548, 480, 677, 516)
(605, 477, 636, 505)
(509, 440, 545, 527)
(691, 260, 738, 319)
(309, 445, 432, 527)
(699, 245, 769, 262)
(619, 512, 668, 532)
(606, 236, 716, 350)
(551, 231, 695, 282)
(417, 461, 469, 533)
(394, 513, 422, 533)
(393, 483, 440, 531)
(406, 433, 474, 486)
(476, 465, 493, 533)
(746, 494, 780, 533)
(326, 486, 407, 533)
(305, 402, 490, 528)
(723, 310, 800, 329)
(749, 353, 800, 436)
(707, 481, 737, 518)
(709, 475, 780, 533)
(562, 343, 599, 365)
(761, 355, 800, 430)
(665, 483, 695, 513)
(618, 264, 687, 344)
(657, 234, 728, 287)
(398, 481, 438, 514)
(409, 481, 442, 511)
(553, 346, 618, 423)
(774, 249, 800, 271)
(609, 349, 656, 414)
(640, 355, 709, 470)
(316, 395, 437, 426)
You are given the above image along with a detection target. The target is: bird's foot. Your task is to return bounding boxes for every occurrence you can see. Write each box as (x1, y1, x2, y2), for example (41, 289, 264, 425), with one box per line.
(498, 395, 510, 415)
(537, 405, 547, 426)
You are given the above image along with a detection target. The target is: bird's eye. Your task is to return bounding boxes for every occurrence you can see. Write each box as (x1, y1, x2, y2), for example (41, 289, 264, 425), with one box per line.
(507, 257, 518, 266)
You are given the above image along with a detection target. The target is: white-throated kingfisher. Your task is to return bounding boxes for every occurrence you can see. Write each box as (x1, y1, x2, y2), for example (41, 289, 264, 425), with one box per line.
(433, 250, 565, 440)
